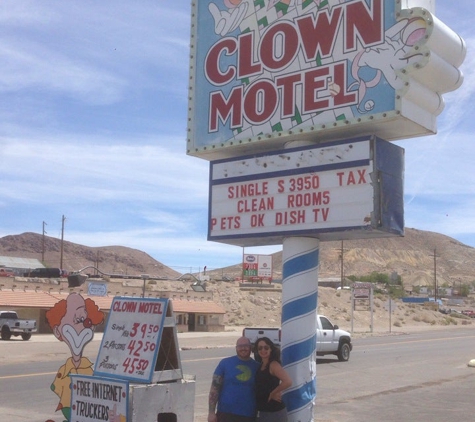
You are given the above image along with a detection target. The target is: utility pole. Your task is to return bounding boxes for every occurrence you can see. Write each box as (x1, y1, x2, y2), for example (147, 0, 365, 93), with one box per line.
(60, 215, 66, 270)
(241, 247, 245, 283)
(141, 274, 150, 298)
(42, 221, 47, 263)
(340, 240, 344, 288)
(430, 248, 439, 302)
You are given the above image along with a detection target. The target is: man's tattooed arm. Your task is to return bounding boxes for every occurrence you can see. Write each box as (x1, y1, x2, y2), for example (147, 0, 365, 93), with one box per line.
(208, 374, 223, 413)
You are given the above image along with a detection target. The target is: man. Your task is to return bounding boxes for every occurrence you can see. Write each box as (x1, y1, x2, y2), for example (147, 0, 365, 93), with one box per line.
(208, 336, 260, 422)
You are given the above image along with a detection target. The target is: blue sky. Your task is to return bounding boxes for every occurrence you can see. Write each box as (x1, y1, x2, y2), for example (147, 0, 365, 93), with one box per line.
(0, 1, 473, 274)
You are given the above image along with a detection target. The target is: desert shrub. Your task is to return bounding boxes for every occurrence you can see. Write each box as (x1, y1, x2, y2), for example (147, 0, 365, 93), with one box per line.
(441, 317, 457, 326)
(451, 313, 469, 320)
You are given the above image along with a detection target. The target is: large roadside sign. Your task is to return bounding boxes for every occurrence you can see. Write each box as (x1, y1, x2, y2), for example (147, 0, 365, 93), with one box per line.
(243, 254, 272, 282)
(187, 0, 465, 160)
(188, 2, 465, 420)
(353, 282, 373, 299)
(208, 136, 403, 246)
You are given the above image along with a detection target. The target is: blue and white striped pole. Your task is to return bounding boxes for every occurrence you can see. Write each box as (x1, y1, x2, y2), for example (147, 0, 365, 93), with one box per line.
(281, 236, 319, 422)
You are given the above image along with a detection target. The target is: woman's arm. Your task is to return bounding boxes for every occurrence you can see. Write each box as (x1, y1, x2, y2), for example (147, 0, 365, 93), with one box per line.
(268, 361, 292, 402)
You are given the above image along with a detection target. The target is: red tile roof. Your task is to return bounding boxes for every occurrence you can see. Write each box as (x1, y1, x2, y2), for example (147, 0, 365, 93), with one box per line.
(0, 290, 58, 308)
(170, 299, 226, 314)
(0, 290, 226, 314)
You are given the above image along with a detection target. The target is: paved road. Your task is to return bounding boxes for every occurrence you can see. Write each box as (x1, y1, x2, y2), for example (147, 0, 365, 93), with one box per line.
(1, 327, 475, 421)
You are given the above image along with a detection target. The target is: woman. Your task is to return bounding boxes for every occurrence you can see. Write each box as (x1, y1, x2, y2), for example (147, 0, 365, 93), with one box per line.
(254, 337, 292, 422)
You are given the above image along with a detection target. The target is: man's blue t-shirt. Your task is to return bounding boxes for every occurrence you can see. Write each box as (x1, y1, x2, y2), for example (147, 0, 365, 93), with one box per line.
(214, 355, 260, 417)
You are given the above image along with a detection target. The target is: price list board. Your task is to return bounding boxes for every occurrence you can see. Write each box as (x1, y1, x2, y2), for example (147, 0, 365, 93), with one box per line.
(94, 297, 168, 383)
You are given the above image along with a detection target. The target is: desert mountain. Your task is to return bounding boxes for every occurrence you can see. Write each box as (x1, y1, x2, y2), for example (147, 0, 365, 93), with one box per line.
(1, 228, 474, 288)
(0, 232, 180, 279)
(209, 228, 475, 288)
(2, 230, 475, 330)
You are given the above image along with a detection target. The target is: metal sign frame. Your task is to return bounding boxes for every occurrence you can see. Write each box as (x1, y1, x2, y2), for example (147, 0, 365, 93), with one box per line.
(208, 136, 404, 247)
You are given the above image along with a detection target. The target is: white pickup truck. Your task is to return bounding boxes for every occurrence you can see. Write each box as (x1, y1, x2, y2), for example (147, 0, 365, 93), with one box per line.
(243, 314, 352, 361)
(0, 311, 37, 341)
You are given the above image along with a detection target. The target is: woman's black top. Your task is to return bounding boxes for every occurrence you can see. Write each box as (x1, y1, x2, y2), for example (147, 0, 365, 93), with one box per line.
(255, 363, 286, 412)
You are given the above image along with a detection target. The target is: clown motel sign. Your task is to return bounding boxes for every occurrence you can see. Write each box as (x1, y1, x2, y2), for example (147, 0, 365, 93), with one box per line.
(208, 136, 403, 246)
(95, 297, 168, 384)
(187, 0, 465, 160)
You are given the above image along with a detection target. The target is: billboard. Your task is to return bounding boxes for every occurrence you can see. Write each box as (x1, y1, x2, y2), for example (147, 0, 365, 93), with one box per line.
(208, 136, 403, 246)
(187, 0, 465, 160)
(243, 254, 273, 282)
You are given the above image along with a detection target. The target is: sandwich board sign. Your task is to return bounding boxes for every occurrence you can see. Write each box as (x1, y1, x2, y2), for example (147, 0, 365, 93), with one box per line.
(94, 297, 168, 383)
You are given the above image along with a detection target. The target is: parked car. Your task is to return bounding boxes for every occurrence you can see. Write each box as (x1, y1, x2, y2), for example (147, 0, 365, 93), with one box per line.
(0, 268, 15, 277)
(242, 327, 281, 349)
(243, 314, 353, 362)
(23, 267, 61, 278)
(461, 310, 475, 318)
(0, 311, 37, 340)
(439, 307, 452, 315)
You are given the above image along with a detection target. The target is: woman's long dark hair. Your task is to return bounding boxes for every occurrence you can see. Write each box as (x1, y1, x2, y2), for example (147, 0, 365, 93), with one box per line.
(254, 336, 281, 364)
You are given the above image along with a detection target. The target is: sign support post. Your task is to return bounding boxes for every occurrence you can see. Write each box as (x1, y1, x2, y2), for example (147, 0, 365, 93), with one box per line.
(281, 236, 319, 421)
(187, 2, 466, 421)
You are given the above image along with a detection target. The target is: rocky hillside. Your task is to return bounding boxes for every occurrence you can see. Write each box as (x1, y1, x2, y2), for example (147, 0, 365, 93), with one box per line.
(1, 231, 475, 331)
(1, 228, 475, 288)
(0, 232, 180, 279)
(206, 282, 475, 331)
(110, 278, 475, 332)
(210, 228, 475, 288)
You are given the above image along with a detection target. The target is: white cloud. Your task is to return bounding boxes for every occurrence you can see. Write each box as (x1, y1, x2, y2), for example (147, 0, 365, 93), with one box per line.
(0, 2, 191, 105)
(0, 1, 474, 273)
(0, 136, 208, 205)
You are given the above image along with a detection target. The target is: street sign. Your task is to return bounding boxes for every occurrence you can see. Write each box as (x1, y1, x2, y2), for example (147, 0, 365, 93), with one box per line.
(384, 299, 398, 312)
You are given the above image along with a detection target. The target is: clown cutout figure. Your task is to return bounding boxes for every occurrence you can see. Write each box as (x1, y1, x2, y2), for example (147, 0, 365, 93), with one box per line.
(45, 293, 104, 422)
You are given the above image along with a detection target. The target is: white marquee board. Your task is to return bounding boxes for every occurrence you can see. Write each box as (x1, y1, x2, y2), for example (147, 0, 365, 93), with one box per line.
(208, 136, 404, 246)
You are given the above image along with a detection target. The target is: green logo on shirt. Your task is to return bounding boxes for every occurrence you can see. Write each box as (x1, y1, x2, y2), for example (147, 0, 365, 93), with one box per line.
(236, 365, 252, 382)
